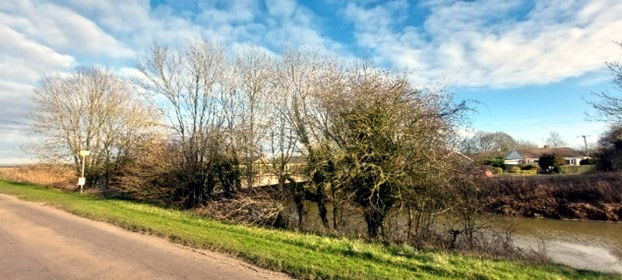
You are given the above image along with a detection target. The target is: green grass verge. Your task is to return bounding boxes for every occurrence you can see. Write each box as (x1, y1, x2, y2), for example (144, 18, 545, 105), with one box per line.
(0, 180, 617, 280)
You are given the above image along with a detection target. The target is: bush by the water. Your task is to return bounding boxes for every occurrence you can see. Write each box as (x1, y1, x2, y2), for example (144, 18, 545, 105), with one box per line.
(483, 172, 622, 221)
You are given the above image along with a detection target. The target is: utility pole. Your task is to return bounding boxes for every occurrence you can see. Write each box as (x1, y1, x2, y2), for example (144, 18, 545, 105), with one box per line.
(578, 135, 589, 155)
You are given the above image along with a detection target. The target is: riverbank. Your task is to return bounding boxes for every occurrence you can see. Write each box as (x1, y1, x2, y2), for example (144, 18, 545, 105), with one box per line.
(0, 180, 616, 279)
(484, 172, 622, 221)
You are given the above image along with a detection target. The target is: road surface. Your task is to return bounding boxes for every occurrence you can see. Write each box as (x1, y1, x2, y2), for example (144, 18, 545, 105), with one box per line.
(0, 194, 290, 280)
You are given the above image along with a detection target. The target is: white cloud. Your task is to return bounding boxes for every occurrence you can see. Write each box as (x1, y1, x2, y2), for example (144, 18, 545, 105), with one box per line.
(50, 0, 344, 58)
(11, 0, 619, 163)
(265, 0, 296, 18)
(344, 0, 622, 88)
(0, 1, 133, 59)
(0, 24, 74, 83)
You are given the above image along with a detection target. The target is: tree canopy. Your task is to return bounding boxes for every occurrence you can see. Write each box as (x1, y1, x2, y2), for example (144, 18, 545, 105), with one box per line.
(31, 67, 157, 189)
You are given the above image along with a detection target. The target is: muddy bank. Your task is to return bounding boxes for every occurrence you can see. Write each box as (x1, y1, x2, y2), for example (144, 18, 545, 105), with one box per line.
(483, 172, 622, 221)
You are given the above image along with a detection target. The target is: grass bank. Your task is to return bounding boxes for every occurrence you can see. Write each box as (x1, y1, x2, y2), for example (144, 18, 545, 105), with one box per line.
(0, 180, 616, 280)
(484, 172, 622, 221)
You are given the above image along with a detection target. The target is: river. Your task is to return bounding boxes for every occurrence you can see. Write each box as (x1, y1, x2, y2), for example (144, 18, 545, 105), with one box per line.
(509, 217, 622, 273)
(283, 202, 622, 273)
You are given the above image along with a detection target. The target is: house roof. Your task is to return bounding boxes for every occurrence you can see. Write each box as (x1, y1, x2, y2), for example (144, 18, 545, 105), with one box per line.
(510, 147, 584, 159)
(506, 150, 523, 160)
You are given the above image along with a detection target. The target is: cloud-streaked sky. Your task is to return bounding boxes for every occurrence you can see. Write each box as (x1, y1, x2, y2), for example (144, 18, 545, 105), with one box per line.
(1, 0, 621, 163)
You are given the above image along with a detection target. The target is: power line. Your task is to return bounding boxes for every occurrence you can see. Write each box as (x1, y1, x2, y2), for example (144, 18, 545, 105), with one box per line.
(0, 119, 30, 126)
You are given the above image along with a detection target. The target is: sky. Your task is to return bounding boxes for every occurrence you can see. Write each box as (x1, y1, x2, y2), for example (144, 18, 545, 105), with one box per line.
(0, 0, 621, 164)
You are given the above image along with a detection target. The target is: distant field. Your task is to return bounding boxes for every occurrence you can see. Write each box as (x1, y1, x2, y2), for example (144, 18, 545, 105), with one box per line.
(0, 164, 75, 190)
(0, 180, 616, 280)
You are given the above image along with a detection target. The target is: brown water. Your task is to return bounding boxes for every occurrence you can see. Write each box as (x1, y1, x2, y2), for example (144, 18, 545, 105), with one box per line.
(508, 216, 622, 273)
(284, 202, 622, 273)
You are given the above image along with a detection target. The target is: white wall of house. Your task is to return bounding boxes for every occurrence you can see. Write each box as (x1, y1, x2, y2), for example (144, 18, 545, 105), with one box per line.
(503, 159, 522, 165)
(506, 157, 586, 166)
(564, 157, 587, 166)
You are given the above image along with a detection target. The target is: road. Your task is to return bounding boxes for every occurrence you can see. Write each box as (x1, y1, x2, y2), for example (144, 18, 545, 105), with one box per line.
(0, 194, 290, 280)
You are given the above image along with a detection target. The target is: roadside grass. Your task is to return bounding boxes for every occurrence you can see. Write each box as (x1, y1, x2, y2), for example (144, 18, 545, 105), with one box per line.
(0, 180, 617, 280)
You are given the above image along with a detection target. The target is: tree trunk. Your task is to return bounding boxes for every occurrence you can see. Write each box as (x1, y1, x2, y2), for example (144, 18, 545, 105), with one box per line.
(364, 208, 385, 239)
(293, 182, 304, 229)
(316, 184, 329, 228)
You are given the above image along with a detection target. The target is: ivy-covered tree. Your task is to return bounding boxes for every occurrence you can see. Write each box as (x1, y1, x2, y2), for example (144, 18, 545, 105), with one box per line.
(293, 64, 471, 238)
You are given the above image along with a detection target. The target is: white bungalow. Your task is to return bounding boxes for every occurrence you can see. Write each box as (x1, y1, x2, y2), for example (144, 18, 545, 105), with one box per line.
(504, 147, 588, 166)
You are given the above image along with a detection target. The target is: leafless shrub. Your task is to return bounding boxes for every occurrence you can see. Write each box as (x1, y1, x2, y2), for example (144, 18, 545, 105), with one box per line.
(197, 192, 285, 226)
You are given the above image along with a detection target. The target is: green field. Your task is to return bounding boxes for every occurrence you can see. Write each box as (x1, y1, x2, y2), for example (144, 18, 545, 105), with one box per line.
(0, 180, 617, 280)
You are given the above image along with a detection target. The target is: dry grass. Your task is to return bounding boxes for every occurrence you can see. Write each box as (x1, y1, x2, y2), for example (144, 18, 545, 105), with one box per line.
(0, 164, 76, 190)
(483, 172, 622, 221)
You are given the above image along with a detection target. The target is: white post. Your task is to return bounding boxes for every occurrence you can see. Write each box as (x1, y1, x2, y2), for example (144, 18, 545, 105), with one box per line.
(80, 154, 85, 193)
(78, 150, 90, 194)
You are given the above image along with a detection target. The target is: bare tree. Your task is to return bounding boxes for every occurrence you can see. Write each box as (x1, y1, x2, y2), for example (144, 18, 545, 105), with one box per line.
(587, 43, 622, 123)
(138, 40, 231, 207)
(234, 47, 275, 189)
(271, 49, 329, 227)
(31, 67, 156, 189)
(545, 130, 566, 147)
(515, 139, 538, 149)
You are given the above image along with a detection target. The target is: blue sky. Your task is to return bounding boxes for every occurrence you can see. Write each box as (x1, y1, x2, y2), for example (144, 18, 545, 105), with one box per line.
(0, 0, 621, 163)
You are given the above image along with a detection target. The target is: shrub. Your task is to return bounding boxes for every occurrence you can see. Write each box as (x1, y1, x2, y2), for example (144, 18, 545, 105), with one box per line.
(520, 169, 538, 175)
(538, 153, 565, 174)
(580, 158, 596, 165)
(558, 165, 595, 174)
(508, 166, 521, 173)
(520, 165, 538, 171)
(594, 126, 622, 171)
(483, 157, 505, 168)
(492, 167, 503, 174)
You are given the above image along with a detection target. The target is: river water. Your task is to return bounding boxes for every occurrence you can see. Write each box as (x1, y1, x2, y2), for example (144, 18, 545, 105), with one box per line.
(283, 202, 622, 273)
(509, 217, 622, 273)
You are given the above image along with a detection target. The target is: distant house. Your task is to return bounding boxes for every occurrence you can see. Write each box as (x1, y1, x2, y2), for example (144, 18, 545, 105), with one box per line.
(504, 147, 588, 166)
(239, 155, 307, 187)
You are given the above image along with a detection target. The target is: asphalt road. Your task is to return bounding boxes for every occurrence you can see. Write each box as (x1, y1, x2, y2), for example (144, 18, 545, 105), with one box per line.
(0, 194, 290, 280)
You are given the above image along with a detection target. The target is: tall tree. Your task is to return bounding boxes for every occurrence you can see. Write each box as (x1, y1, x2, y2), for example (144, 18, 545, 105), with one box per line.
(31, 67, 156, 189)
(234, 47, 275, 188)
(289, 62, 470, 238)
(272, 50, 331, 227)
(138, 40, 231, 207)
(463, 131, 516, 157)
